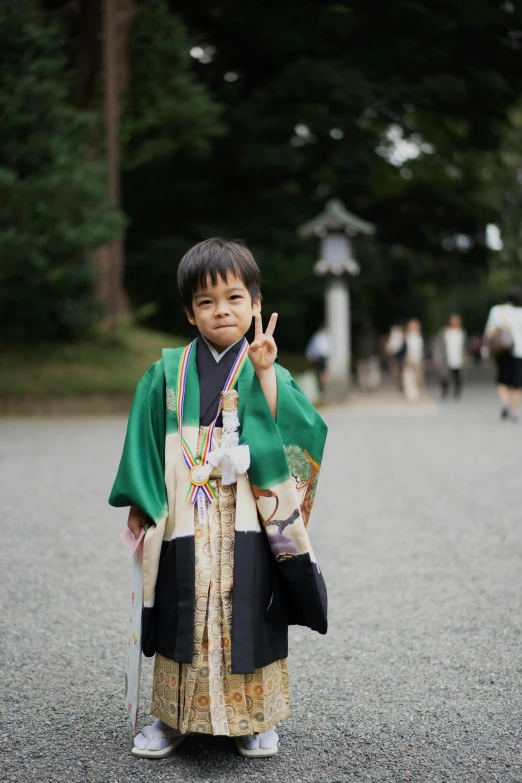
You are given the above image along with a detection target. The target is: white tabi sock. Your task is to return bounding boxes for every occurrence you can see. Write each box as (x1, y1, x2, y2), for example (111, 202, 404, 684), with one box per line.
(240, 727, 278, 750)
(257, 727, 279, 749)
(241, 734, 260, 750)
(133, 719, 181, 751)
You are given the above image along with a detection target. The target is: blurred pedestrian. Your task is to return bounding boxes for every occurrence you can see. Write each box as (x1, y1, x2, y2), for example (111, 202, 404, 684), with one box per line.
(484, 286, 522, 421)
(432, 314, 467, 399)
(385, 321, 406, 390)
(306, 324, 332, 393)
(354, 315, 381, 391)
(468, 334, 483, 366)
(402, 319, 424, 401)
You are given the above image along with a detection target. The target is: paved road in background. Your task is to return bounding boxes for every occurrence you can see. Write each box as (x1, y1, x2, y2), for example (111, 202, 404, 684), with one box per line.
(1, 384, 521, 783)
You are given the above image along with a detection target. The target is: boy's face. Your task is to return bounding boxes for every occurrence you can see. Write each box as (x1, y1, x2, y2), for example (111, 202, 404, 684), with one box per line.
(186, 273, 261, 351)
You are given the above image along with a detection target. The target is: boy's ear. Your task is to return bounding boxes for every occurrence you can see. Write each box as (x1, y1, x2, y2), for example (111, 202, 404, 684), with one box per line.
(185, 307, 197, 326)
(252, 297, 261, 316)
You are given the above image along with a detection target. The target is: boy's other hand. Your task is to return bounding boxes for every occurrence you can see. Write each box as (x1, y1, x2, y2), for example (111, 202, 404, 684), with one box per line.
(249, 313, 278, 372)
(127, 505, 145, 539)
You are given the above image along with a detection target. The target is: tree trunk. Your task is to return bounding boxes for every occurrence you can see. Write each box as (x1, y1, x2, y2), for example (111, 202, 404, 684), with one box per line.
(74, 0, 134, 320)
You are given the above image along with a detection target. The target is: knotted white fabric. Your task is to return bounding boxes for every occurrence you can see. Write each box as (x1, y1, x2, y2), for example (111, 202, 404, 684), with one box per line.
(190, 403, 250, 486)
(190, 443, 250, 486)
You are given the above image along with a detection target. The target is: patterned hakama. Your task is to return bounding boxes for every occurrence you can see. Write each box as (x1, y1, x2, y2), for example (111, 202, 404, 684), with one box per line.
(151, 427, 290, 736)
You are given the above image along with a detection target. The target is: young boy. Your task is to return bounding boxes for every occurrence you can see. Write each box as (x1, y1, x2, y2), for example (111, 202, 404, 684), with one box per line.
(109, 238, 328, 758)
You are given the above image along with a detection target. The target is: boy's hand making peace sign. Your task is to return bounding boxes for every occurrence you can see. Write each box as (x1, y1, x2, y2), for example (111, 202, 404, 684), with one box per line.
(248, 312, 278, 371)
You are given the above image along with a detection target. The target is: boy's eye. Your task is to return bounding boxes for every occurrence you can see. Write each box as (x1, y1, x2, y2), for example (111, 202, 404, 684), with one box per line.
(230, 295, 242, 300)
(198, 300, 212, 306)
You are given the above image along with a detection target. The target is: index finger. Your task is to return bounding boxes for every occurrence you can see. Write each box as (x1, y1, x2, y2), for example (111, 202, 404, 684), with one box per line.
(254, 312, 263, 340)
(265, 313, 278, 337)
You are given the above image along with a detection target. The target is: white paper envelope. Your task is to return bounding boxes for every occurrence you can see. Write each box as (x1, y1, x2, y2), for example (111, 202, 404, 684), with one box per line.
(121, 529, 145, 731)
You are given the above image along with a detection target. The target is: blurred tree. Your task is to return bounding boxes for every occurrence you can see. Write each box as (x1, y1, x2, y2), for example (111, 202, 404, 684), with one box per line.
(41, 0, 223, 324)
(50, 0, 222, 157)
(0, 7, 122, 340)
(120, 0, 224, 170)
(481, 102, 522, 276)
(123, 0, 522, 344)
(6, 1, 522, 345)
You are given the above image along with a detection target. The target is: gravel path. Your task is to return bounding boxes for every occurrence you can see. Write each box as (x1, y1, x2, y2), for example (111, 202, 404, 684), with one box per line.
(1, 384, 521, 783)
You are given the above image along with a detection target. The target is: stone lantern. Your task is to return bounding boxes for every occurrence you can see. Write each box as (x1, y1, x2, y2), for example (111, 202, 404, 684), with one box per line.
(298, 198, 376, 401)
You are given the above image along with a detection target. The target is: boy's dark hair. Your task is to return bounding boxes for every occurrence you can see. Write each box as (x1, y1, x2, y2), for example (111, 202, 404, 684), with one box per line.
(178, 238, 261, 311)
(505, 286, 522, 307)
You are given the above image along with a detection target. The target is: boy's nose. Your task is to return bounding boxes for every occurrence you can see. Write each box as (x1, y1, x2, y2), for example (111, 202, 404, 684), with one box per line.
(215, 301, 231, 316)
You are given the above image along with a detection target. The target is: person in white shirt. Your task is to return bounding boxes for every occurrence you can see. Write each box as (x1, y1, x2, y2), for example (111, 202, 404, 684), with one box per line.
(432, 314, 467, 398)
(402, 319, 424, 401)
(305, 325, 332, 393)
(484, 287, 522, 420)
(385, 322, 406, 390)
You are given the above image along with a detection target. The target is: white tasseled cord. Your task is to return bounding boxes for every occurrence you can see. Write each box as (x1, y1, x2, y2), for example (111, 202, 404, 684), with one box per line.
(221, 408, 240, 484)
(189, 391, 250, 486)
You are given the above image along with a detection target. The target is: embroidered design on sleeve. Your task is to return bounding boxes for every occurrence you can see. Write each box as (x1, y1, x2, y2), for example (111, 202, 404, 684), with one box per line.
(166, 387, 176, 413)
(284, 445, 321, 527)
(284, 444, 312, 482)
(252, 484, 299, 557)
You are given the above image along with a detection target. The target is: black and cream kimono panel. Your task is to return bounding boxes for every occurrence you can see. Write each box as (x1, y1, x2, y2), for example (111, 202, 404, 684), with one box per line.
(148, 336, 289, 675)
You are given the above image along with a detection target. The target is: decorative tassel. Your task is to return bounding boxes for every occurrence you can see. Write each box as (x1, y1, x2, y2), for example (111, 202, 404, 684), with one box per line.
(190, 390, 250, 487)
(192, 444, 250, 486)
(221, 453, 234, 486)
(221, 390, 241, 485)
(221, 444, 250, 485)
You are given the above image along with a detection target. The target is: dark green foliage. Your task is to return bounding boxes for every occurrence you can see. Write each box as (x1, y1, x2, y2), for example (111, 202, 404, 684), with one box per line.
(0, 8, 121, 341)
(123, 0, 522, 345)
(5, 1, 522, 346)
(121, 0, 224, 170)
(485, 103, 522, 277)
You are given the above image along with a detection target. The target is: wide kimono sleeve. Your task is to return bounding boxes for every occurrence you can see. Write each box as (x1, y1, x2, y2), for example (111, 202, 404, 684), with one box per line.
(241, 360, 329, 635)
(108, 360, 167, 525)
(273, 365, 328, 632)
(275, 365, 328, 452)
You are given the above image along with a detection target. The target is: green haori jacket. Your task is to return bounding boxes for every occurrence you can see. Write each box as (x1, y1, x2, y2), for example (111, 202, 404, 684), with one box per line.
(109, 342, 328, 674)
